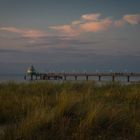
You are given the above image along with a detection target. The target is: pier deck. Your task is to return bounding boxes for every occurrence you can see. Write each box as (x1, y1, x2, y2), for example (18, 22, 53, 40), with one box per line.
(26, 72, 140, 82)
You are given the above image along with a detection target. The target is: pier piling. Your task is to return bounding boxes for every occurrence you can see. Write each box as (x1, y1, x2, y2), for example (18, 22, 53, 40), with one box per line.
(99, 75, 101, 81)
(112, 75, 115, 82)
(86, 76, 88, 81)
(127, 76, 130, 82)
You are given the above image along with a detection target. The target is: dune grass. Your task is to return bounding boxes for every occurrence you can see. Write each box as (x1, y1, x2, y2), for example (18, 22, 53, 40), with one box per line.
(0, 81, 140, 140)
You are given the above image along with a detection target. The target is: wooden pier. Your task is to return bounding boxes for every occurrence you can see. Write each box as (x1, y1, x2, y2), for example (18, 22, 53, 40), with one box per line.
(25, 72, 140, 82)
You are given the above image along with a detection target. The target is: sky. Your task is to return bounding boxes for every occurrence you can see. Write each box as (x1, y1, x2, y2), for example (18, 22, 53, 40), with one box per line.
(0, 0, 140, 74)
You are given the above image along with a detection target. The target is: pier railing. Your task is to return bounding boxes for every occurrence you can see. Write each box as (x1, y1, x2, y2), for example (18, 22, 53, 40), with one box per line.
(25, 72, 140, 82)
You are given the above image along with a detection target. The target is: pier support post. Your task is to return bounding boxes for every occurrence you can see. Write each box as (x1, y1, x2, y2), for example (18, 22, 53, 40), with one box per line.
(30, 74, 33, 81)
(24, 75, 26, 80)
(112, 75, 115, 82)
(99, 75, 101, 81)
(86, 76, 88, 81)
(127, 76, 130, 82)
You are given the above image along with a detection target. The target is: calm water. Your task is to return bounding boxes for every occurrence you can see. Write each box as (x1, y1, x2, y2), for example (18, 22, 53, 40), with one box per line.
(0, 74, 25, 83)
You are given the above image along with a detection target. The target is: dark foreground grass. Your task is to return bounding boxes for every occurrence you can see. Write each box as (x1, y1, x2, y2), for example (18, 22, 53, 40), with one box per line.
(0, 81, 140, 140)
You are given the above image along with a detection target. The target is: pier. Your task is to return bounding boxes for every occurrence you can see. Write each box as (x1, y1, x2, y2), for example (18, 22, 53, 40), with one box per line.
(25, 66, 140, 82)
(35, 72, 140, 82)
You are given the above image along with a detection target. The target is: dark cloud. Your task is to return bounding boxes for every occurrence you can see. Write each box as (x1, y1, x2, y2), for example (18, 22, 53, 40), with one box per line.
(22, 35, 97, 48)
(0, 49, 22, 53)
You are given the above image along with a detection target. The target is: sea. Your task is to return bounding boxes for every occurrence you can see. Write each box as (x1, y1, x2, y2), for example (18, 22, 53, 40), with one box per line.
(0, 74, 25, 83)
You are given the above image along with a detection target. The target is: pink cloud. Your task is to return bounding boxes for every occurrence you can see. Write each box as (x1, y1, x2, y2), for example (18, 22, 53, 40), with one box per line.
(50, 13, 113, 35)
(123, 14, 140, 25)
(3, 13, 138, 38)
(50, 13, 140, 36)
(50, 25, 79, 36)
(80, 18, 112, 32)
(81, 13, 101, 21)
(0, 27, 21, 33)
(72, 20, 82, 25)
(0, 27, 46, 39)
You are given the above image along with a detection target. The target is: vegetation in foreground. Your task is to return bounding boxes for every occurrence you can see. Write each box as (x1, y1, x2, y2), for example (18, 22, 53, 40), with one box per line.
(0, 81, 140, 140)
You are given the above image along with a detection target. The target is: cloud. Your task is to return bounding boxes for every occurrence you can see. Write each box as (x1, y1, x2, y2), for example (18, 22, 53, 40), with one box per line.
(114, 14, 140, 27)
(123, 14, 140, 25)
(0, 48, 22, 53)
(81, 13, 101, 21)
(72, 20, 82, 25)
(80, 18, 112, 32)
(25, 35, 95, 48)
(0, 27, 46, 39)
(50, 25, 79, 36)
(1, 13, 140, 39)
(50, 13, 113, 35)
(50, 13, 140, 35)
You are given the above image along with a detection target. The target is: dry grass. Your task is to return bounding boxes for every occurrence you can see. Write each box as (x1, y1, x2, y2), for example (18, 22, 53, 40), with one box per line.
(0, 81, 140, 140)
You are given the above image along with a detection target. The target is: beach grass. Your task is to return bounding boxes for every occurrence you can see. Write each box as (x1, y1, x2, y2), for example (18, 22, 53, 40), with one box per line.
(0, 81, 140, 140)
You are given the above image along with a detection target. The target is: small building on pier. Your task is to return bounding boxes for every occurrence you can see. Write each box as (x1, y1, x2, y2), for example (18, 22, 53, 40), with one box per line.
(27, 65, 36, 75)
(26, 65, 37, 80)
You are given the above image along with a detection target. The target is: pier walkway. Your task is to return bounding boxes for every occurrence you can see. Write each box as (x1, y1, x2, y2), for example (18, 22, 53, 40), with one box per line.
(25, 72, 140, 82)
